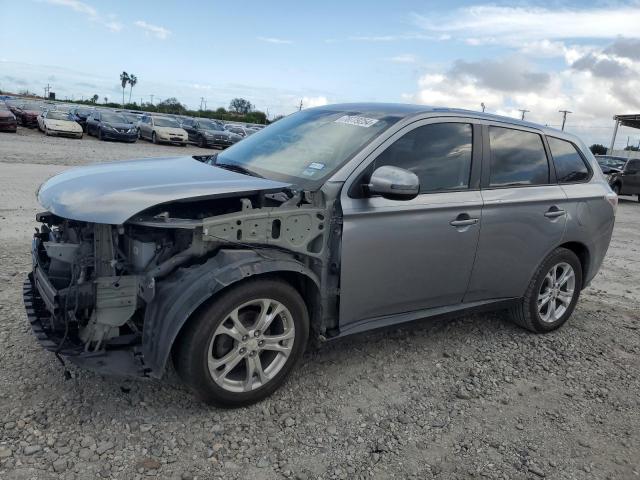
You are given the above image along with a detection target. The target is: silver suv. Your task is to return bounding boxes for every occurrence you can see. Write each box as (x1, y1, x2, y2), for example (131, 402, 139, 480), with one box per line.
(24, 104, 616, 407)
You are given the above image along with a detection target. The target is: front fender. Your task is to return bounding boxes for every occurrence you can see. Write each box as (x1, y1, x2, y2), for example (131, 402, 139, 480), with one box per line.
(141, 248, 319, 377)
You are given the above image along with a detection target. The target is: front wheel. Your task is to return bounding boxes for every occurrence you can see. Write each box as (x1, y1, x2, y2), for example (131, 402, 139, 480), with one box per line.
(98, 128, 104, 141)
(509, 248, 582, 333)
(612, 183, 621, 195)
(174, 278, 309, 407)
(152, 131, 158, 144)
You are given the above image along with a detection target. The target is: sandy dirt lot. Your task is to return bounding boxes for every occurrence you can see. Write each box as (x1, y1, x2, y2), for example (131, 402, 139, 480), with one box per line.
(0, 128, 638, 479)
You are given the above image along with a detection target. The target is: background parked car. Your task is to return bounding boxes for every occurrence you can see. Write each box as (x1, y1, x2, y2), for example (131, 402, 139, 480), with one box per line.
(37, 110, 83, 138)
(138, 115, 188, 145)
(0, 102, 18, 132)
(69, 106, 94, 131)
(608, 158, 640, 202)
(224, 124, 255, 137)
(86, 111, 138, 142)
(13, 102, 42, 128)
(181, 118, 241, 148)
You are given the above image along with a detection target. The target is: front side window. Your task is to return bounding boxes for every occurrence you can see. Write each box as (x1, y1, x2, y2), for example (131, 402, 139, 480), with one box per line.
(547, 137, 590, 183)
(626, 159, 640, 173)
(373, 123, 473, 193)
(489, 127, 549, 187)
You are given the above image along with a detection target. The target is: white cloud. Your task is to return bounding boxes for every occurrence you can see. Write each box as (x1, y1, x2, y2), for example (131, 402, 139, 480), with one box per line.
(301, 96, 329, 108)
(135, 20, 171, 39)
(42, 0, 121, 33)
(413, 4, 640, 45)
(404, 41, 640, 145)
(389, 54, 418, 64)
(348, 33, 450, 42)
(257, 37, 293, 45)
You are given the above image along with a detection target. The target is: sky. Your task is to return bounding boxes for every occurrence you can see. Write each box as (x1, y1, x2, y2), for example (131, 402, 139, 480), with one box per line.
(2, 0, 640, 147)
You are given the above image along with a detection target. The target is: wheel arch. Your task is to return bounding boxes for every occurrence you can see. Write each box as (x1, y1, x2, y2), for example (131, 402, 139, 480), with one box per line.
(141, 249, 320, 378)
(557, 241, 590, 289)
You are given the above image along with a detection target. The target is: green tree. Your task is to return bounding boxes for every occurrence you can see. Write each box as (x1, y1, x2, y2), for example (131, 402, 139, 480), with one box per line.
(91, 94, 99, 103)
(156, 97, 187, 114)
(229, 98, 253, 114)
(589, 144, 607, 155)
(120, 71, 129, 107)
(128, 74, 137, 103)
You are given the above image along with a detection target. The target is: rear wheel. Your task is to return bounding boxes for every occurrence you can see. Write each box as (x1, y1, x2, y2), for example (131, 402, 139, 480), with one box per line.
(509, 248, 582, 333)
(174, 278, 309, 407)
(197, 135, 206, 148)
(612, 183, 621, 195)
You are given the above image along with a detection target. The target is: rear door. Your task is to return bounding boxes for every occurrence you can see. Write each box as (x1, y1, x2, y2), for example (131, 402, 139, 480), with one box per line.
(339, 119, 483, 328)
(465, 125, 567, 302)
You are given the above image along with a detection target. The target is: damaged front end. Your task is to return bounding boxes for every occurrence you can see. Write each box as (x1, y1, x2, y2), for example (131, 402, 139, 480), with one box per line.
(24, 185, 341, 379)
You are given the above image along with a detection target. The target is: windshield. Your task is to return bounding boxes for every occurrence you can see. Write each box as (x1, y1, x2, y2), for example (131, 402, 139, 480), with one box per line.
(215, 109, 400, 188)
(101, 112, 129, 123)
(154, 117, 180, 127)
(21, 103, 42, 111)
(47, 112, 71, 121)
(597, 156, 626, 169)
(122, 113, 140, 122)
(199, 119, 224, 131)
(76, 108, 91, 116)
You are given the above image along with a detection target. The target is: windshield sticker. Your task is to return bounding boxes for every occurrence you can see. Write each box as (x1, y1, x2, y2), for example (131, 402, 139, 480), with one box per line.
(307, 162, 325, 170)
(301, 168, 318, 177)
(334, 115, 379, 128)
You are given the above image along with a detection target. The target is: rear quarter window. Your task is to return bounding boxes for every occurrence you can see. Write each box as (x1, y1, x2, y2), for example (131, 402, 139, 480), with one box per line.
(547, 137, 591, 183)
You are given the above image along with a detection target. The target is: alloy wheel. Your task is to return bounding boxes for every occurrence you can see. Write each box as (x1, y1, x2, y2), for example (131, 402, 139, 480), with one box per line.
(537, 262, 576, 323)
(207, 298, 295, 393)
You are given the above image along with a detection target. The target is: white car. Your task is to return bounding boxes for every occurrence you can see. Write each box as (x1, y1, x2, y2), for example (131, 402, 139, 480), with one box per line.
(138, 115, 188, 146)
(38, 110, 83, 138)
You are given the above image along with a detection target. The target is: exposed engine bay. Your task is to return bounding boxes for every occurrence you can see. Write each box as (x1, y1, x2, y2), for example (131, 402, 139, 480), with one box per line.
(26, 186, 341, 377)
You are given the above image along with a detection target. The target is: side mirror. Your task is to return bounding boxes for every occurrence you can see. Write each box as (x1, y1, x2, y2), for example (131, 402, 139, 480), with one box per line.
(367, 165, 419, 200)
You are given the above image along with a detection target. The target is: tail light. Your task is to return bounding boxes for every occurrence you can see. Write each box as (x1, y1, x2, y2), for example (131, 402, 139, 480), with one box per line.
(605, 192, 618, 215)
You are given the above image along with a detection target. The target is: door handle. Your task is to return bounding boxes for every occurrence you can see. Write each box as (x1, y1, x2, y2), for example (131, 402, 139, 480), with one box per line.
(544, 207, 566, 218)
(450, 214, 479, 227)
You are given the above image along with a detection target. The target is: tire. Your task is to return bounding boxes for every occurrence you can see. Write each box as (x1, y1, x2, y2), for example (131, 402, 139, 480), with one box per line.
(98, 128, 104, 141)
(197, 135, 207, 148)
(637, 194, 640, 203)
(44, 127, 50, 136)
(174, 278, 309, 407)
(509, 247, 582, 333)
(152, 131, 158, 144)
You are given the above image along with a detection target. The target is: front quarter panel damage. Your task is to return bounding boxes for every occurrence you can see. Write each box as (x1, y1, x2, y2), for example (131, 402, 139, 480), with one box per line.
(142, 249, 320, 377)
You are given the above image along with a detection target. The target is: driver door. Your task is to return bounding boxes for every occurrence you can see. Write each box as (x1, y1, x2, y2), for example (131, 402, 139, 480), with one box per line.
(338, 120, 483, 329)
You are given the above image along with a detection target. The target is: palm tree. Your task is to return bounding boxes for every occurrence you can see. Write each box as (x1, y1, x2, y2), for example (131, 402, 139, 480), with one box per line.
(128, 74, 137, 104)
(120, 71, 129, 107)
(91, 94, 99, 103)
(104, 96, 108, 104)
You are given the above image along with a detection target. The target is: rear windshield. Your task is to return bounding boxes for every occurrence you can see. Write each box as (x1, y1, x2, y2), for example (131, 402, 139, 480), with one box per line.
(154, 117, 180, 127)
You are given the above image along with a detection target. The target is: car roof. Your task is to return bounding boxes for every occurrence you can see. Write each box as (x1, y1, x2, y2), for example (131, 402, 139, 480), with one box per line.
(313, 102, 567, 136)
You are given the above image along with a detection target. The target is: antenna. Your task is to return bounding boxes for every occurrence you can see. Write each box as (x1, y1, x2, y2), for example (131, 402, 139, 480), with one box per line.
(559, 110, 572, 131)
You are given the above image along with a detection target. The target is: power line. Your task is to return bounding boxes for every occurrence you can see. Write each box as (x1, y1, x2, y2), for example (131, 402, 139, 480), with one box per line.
(559, 110, 572, 131)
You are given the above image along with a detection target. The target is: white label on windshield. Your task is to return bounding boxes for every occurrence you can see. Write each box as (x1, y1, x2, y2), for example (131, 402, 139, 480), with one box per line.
(308, 162, 325, 170)
(334, 115, 379, 128)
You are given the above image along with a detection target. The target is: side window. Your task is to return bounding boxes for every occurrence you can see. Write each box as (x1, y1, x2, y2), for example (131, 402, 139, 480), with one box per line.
(182, 120, 192, 127)
(374, 123, 473, 193)
(489, 127, 549, 187)
(547, 137, 591, 183)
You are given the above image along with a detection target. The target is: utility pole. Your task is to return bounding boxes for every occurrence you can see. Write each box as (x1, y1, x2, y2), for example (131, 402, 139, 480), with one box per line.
(518, 109, 530, 120)
(43, 83, 51, 99)
(149, 94, 154, 105)
(480, 102, 486, 113)
(559, 110, 572, 131)
(200, 97, 205, 110)
(298, 99, 303, 111)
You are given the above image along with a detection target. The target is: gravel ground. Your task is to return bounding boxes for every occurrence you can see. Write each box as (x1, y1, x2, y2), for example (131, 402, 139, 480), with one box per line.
(0, 128, 639, 480)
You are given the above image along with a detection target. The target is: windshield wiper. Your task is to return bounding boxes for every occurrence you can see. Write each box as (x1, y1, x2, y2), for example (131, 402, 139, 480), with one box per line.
(215, 161, 263, 178)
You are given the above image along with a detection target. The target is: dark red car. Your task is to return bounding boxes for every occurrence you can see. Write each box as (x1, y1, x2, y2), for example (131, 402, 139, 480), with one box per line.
(14, 102, 42, 128)
(0, 103, 18, 132)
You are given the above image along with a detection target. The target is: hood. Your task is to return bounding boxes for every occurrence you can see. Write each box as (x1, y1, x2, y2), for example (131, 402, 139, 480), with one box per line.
(45, 119, 81, 130)
(0, 111, 15, 119)
(155, 126, 187, 135)
(37, 156, 291, 224)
